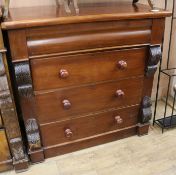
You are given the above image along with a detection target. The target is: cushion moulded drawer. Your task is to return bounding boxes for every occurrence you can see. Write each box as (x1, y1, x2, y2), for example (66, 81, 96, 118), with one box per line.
(27, 19, 152, 57)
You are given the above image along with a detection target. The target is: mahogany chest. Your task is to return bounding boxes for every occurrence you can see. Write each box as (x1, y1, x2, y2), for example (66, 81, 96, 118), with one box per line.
(2, 2, 171, 163)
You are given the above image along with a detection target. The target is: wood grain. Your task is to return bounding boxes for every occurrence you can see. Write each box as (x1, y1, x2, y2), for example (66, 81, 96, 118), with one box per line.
(31, 47, 147, 91)
(8, 30, 28, 61)
(14, 61, 44, 163)
(3, 2, 171, 160)
(27, 19, 151, 56)
(35, 77, 143, 124)
(1, 2, 171, 30)
(151, 18, 166, 45)
(40, 105, 139, 146)
(44, 126, 137, 158)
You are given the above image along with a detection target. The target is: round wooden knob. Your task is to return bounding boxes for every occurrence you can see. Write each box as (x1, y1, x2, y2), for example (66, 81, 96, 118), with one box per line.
(115, 116, 123, 124)
(117, 60, 127, 70)
(62, 99, 71, 110)
(65, 128, 73, 138)
(60, 69, 69, 79)
(116, 90, 125, 97)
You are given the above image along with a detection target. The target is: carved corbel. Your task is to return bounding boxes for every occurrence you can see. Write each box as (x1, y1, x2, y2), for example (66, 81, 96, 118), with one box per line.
(14, 61, 44, 163)
(26, 119, 42, 151)
(14, 62, 33, 98)
(140, 96, 152, 124)
(146, 45, 162, 77)
(25, 118, 44, 162)
(138, 96, 152, 136)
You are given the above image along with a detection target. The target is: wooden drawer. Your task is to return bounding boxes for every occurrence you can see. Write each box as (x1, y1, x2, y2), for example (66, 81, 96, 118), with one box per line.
(31, 47, 147, 91)
(44, 126, 137, 158)
(41, 105, 139, 147)
(27, 19, 151, 57)
(35, 77, 143, 124)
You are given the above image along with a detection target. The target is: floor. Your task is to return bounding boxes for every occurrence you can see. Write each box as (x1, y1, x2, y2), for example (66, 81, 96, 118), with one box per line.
(2, 100, 176, 175)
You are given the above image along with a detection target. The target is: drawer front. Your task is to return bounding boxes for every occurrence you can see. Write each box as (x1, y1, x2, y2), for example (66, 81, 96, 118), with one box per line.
(31, 47, 147, 91)
(27, 19, 152, 56)
(0, 130, 11, 162)
(36, 77, 143, 124)
(41, 105, 139, 147)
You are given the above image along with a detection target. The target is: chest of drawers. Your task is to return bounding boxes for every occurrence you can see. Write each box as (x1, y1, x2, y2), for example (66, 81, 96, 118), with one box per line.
(2, 2, 171, 163)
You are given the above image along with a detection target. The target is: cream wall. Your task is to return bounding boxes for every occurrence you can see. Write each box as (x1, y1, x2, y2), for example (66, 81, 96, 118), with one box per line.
(7, 0, 174, 100)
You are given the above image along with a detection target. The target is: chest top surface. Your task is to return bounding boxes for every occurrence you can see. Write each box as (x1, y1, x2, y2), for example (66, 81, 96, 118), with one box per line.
(1, 2, 171, 30)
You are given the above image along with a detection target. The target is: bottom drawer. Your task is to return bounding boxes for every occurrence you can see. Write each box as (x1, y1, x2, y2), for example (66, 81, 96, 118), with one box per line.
(44, 126, 137, 158)
(40, 105, 139, 147)
(0, 129, 13, 172)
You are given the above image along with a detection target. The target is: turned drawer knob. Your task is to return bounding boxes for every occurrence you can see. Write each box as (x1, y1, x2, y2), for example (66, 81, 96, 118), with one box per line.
(117, 60, 127, 70)
(115, 116, 123, 124)
(60, 69, 69, 79)
(62, 99, 71, 109)
(65, 128, 73, 138)
(116, 90, 125, 97)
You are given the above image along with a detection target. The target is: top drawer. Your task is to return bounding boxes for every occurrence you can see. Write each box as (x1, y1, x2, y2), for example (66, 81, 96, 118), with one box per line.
(27, 19, 152, 56)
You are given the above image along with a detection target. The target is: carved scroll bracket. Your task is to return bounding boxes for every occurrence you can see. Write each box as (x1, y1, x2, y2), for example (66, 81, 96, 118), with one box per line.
(25, 118, 44, 162)
(25, 118, 44, 163)
(14, 62, 33, 99)
(140, 96, 152, 124)
(14, 61, 44, 163)
(25, 119, 42, 152)
(146, 45, 162, 77)
(138, 96, 152, 136)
